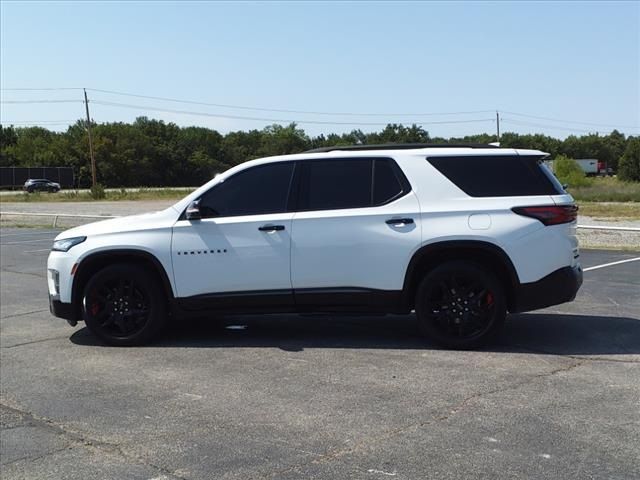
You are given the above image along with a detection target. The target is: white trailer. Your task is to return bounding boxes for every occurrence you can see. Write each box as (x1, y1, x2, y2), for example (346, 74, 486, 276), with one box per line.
(546, 158, 606, 176)
(575, 159, 600, 176)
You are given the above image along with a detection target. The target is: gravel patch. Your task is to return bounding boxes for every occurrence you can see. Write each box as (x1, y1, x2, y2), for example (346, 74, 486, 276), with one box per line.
(577, 216, 640, 250)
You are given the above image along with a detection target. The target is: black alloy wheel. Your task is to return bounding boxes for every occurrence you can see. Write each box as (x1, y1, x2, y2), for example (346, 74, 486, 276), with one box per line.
(415, 261, 506, 349)
(82, 264, 167, 346)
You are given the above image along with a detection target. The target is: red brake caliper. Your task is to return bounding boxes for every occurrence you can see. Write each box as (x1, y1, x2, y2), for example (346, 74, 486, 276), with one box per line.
(90, 290, 101, 315)
(486, 291, 494, 306)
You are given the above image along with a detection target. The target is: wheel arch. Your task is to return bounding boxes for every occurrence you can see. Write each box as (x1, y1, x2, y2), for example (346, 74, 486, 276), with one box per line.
(71, 249, 175, 320)
(402, 240, 520, 311)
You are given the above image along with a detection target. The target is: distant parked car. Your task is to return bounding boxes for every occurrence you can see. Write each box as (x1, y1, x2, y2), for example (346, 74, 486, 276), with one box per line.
(23, 179, 61, 193)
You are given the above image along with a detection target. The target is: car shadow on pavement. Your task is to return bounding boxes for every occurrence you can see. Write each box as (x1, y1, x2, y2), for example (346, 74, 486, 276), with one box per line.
(69, 312, 640, 356)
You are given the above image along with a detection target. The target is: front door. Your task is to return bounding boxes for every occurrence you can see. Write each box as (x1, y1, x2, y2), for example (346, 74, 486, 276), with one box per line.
(171, 162, 296, 309)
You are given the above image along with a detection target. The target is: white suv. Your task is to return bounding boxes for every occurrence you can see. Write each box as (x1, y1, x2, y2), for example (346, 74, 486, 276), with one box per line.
(47, 144, 583, 349)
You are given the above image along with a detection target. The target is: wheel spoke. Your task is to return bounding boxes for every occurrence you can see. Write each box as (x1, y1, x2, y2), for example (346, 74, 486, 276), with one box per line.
(422, 271, 498, 340)
(100, 312, 116, 327)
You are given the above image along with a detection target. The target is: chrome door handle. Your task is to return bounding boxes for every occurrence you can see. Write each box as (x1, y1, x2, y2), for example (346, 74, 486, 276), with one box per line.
(258, 225, 285, 232)
(385, 218, 414, 226)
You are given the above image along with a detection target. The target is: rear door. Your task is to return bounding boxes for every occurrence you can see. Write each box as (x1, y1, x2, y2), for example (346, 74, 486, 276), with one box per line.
(290, 157, 421, 306)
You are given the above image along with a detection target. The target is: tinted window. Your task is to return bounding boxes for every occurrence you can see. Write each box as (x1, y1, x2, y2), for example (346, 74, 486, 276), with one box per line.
(304, 159, 372, 210)
(199, 162, 294, 217)
(373, 159, 404, 205)
(427, 155, 562, 197)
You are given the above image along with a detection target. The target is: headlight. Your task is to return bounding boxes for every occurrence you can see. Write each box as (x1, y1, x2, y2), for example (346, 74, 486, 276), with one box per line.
(52, 236, 86, 252)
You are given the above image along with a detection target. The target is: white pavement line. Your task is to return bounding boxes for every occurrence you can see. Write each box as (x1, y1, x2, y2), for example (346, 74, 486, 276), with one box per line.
(583, 257, 640, 272)
(0, 238, 56, 245)
(577, 225, 640, 232)
(23, 248, 51, 253)
(0, 230, 60, 238)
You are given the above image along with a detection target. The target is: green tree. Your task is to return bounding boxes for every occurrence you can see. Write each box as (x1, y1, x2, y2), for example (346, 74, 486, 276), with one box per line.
(0, 125, 18, 166)
(258, 123, 309, 157)
(553, 155, 592, 187)
(561, 133, 614, 168)
(366, 124, 430, 144)
(618, 137, 640, 182)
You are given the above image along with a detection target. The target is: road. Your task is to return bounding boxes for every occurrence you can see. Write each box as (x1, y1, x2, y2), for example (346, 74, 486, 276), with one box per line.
(0, 187, 195, 197)
(1, 228, 639, 479)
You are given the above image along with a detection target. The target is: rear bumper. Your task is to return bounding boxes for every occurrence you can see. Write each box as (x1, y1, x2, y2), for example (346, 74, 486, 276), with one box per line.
(49, 295, 78, 326)
(511, 265, 583, 313)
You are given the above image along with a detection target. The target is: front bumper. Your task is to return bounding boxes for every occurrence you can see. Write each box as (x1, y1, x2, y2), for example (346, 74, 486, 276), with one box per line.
(511, 265, 583, 313)
(49, 295, 78, 326)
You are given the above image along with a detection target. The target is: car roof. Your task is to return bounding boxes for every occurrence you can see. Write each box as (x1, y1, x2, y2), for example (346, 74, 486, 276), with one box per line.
(250, 145, 547, 164)
(305, 143, 498, 153)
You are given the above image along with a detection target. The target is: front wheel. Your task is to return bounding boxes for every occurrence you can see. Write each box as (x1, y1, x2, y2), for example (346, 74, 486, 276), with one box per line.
(415, 261, 506, 349)
(82, 264, 168, 346)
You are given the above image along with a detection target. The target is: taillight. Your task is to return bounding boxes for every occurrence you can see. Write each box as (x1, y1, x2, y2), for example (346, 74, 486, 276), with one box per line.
(512, 205, 578, 226)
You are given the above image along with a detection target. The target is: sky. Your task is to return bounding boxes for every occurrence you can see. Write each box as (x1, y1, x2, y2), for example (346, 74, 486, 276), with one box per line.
(1, 1, 639, 139)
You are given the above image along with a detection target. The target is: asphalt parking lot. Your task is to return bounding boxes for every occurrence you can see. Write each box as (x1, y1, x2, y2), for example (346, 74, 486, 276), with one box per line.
(1, 228, 639, 480)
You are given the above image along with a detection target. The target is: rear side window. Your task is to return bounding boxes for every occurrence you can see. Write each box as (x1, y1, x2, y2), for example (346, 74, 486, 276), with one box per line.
(304, 159, 372, 210)
(199, 162, 294, 217)
(427, 155, 563, 197)
(373, 159, 405, 204)
(299, 158, 411, 211)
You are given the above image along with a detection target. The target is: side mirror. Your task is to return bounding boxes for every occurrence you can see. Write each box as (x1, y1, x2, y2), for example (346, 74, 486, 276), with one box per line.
(186, 200, 201, 220)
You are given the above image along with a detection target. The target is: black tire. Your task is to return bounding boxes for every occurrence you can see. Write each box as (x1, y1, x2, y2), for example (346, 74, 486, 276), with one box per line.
(82, 264, 167, 346)
(415, 261, 506, 350)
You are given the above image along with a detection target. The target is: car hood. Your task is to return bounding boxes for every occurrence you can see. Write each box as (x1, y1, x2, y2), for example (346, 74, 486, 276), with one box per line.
(54, 207, 180, 240)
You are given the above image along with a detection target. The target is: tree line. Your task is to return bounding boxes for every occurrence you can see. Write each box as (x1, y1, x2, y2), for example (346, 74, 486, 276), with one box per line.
(1, 118, 638, 187)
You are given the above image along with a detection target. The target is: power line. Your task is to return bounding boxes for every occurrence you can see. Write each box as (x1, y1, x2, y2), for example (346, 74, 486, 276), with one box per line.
(87, 88, 495, 117)
(0, 87, 83, 91)
(2, 86, 636, 131)
(0, 120, 77, 124)
(0, 99, 83, 104)
(502, 110, 638, 130)
(501, 118, 610, 134)
(90, 99, 496, 127)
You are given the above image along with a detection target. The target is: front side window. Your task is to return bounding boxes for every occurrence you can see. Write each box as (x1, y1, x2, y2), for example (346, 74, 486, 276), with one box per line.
(198, 162, 294, 218)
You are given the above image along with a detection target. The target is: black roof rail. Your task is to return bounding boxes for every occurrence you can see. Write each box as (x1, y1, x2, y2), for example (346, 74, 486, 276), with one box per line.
(305, 143, 499, 153)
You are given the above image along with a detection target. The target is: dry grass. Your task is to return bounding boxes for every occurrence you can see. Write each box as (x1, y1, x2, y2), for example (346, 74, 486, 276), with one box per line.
(0, 188, 194, 203)
(577, 202, 640, 220)
(568, 177, 640, 202)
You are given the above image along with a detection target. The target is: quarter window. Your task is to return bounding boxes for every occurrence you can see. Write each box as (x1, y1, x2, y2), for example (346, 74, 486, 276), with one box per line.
(198, 162, 294, 218)
(427, 155, 562, 197)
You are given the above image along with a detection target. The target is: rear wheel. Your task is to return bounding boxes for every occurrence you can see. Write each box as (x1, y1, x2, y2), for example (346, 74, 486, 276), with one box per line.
(82, 264, 167, 346)
(415, 261, 506, 349)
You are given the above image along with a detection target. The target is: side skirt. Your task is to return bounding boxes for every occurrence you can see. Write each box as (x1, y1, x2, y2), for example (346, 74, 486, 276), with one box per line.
(174, 288, 407, 315)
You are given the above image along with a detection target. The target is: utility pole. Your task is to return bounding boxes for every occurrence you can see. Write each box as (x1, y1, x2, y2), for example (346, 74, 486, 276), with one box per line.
(496, 110, 500, 143)
(84, 88, 97, 188)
